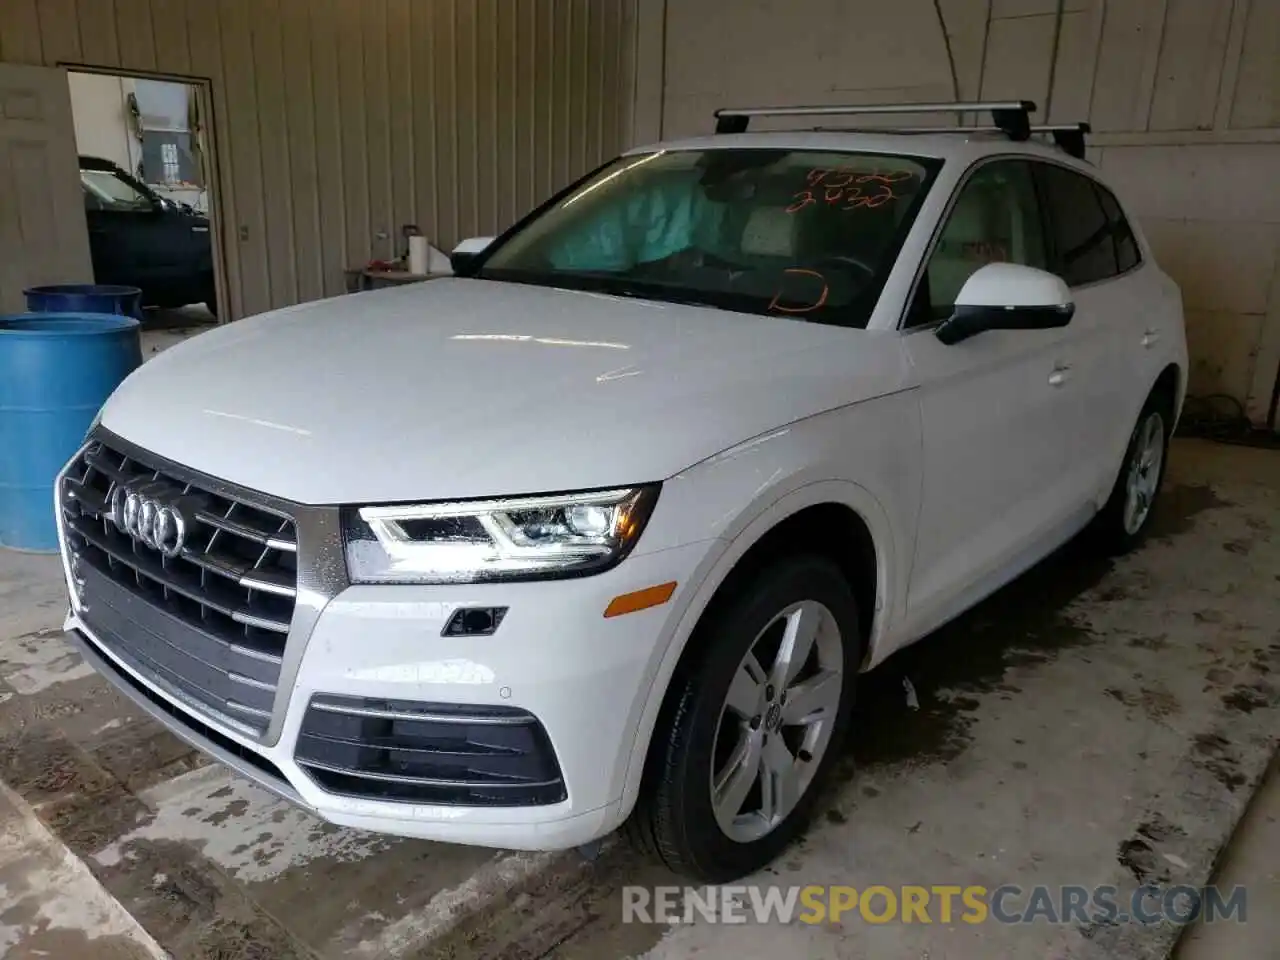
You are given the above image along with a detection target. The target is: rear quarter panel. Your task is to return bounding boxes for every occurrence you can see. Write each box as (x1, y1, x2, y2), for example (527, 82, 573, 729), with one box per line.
(1093, 215, 1189, 503)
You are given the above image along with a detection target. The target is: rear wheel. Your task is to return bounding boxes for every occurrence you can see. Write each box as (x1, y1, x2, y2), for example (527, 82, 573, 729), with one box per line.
(1092, 391, 1171, 553)
(627, 555, 860, 881)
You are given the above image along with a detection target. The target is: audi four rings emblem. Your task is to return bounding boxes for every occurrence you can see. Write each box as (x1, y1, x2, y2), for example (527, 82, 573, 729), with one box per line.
(109, 482, 191, 558)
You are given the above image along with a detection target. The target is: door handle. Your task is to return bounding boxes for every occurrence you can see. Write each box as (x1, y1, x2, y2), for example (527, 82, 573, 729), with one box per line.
(1049, 361, 1071, 387)
(1142, 327, 1160, 348)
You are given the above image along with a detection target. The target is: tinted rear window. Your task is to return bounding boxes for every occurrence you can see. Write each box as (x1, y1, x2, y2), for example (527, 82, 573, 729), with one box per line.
(1096, 185, 1141, 274)
(1037, 164, 1120, 286)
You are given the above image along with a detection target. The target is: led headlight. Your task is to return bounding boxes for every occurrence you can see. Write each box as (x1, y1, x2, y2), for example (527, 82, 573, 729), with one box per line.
(342, 485, 660, 584)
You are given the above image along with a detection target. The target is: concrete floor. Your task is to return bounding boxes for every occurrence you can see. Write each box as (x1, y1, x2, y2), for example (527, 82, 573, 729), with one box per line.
(0, 779, 164, 959)
(1, 429, 1276, 958)
(138, 305, 218, 356)
(1175, 756, 1279, 959)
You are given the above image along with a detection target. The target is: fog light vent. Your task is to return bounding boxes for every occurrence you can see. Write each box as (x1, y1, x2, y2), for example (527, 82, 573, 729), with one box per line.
(294, 695, 566, 806)
(442, 606, 508, 637)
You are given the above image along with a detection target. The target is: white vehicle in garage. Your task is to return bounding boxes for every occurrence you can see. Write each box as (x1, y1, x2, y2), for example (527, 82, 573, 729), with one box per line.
(57, 100, 1186, 882)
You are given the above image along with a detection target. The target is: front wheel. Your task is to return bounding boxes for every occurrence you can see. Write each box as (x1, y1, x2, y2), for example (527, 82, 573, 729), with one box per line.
(1092, 394, 1171, 553)
(628, 555, 860, 881)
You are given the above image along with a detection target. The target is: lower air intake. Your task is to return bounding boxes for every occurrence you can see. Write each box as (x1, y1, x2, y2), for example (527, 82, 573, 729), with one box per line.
(294, 695, 566, 806)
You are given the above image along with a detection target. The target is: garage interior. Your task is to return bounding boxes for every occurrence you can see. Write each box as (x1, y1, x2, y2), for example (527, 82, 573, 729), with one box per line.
(0, 0, 1277, 957)
(3, 0, 1278, 428)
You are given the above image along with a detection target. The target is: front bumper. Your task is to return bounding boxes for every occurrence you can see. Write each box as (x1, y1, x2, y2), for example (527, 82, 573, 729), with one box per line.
(65, 539, 713, 850)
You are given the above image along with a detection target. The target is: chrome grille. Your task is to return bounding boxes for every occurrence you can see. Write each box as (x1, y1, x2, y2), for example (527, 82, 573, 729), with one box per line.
(59, 439, 298, 737)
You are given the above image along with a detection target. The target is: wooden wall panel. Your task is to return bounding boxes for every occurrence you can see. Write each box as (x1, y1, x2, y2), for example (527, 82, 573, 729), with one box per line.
(1148, 0, 1233, 132)
(35, 0, 81, 65)
(1090, 0, 1163, 132)
(148, 0, 192, 75)
(0, 0, 45, 64)
(1232, 0, 1280, 130)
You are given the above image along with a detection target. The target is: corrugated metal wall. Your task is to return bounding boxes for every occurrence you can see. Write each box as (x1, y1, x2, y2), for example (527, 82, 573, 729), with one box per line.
(1, 0, 640, 318)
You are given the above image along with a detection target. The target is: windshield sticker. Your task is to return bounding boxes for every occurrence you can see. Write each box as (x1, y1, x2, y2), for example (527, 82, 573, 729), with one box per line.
(787, 168, 914, 213)
(768, 268, 830, 314)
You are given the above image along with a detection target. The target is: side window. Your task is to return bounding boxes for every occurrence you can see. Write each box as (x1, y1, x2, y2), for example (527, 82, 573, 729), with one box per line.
(1038, 164, 1119, 286)
(1096, 185, 1141, 274)
(916, 160, 1047, 324)
(82, 184, 104, 212)
(80, 169, 154, 213)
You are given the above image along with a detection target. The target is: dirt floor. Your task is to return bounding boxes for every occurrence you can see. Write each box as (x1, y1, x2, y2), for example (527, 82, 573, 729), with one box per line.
(1, 436, 1277, 959)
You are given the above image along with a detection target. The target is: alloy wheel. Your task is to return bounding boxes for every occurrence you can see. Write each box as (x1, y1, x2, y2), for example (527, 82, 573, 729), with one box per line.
(1123, 411, 1165, 535)
(709, 599, 844, 843)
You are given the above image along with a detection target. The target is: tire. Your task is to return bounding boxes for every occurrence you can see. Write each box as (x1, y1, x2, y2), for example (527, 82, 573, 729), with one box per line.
(1091, 389, 1172, 554)
(199, 273, 218, 318)
(627, 554, 861, 882)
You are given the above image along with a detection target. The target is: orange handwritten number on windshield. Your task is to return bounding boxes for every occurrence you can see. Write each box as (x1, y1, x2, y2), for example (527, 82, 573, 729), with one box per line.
(795, 167, 911, 213)
(856, 170, 913, 186)
(844, 184, 896, 210)
(769, 268, 829, 314)
(787, 190, 816, 213)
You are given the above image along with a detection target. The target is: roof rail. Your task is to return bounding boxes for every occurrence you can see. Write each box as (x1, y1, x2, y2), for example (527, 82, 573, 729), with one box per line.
(809, 121, 1093, 159)
(1041, 123, 1091, 159)
(713, 101, 1037, 140)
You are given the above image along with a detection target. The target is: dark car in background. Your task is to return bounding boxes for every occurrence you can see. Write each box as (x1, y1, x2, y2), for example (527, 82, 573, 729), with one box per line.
(79, 155, 217, 315)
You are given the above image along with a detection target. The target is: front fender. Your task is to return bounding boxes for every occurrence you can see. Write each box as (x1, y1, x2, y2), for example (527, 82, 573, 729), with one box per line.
(614, 392, 922, 822)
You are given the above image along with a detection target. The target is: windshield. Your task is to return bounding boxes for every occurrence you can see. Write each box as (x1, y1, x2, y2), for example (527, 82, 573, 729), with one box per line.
(81, 168, 155, 212)
(478, 148, 939, 327)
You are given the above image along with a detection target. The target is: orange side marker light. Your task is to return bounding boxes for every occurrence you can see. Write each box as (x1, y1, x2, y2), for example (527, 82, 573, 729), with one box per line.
(604, 582, 678, 619)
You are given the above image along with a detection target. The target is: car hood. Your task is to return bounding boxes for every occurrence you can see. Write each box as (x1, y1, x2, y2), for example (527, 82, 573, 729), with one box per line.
(100, 279, 908, 504)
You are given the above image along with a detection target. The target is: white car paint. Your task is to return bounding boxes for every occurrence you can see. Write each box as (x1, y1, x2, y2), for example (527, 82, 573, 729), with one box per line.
(98, 277, 915, 506)
(62, 129, 1187, 852)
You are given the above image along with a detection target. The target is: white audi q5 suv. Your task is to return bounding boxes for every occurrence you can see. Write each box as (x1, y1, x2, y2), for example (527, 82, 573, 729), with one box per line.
(58, 101, 1187, 881)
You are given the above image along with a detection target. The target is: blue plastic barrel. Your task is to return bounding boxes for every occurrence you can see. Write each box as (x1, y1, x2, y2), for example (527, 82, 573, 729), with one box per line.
(24, 284, 143, 321)
(0, 312, 142, 552)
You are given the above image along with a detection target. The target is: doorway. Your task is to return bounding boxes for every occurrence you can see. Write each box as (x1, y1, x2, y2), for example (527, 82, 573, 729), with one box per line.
(66, 68, 226, 334)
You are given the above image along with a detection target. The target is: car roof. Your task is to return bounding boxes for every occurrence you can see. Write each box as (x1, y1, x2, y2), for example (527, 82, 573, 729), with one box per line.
(79, 155, 121, 171)
(624, 129, 1094, 171)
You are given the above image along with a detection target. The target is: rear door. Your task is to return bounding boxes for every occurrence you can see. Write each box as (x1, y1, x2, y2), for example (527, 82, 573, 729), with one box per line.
(0, 63, 93, 313)
(899, 158, 1079, 637)
(1033, 162, 1151, 504)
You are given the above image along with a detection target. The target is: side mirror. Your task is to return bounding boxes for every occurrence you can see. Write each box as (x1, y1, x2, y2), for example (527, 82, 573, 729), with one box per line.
(450, 236, 495, 276)
(935, 263, 1075, 346)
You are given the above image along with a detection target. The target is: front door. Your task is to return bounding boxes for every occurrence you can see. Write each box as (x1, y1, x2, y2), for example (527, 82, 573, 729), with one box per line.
(0, 63, 92, 313)
(80, 161, 205, 301)
(898, 159, 1079, 639)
